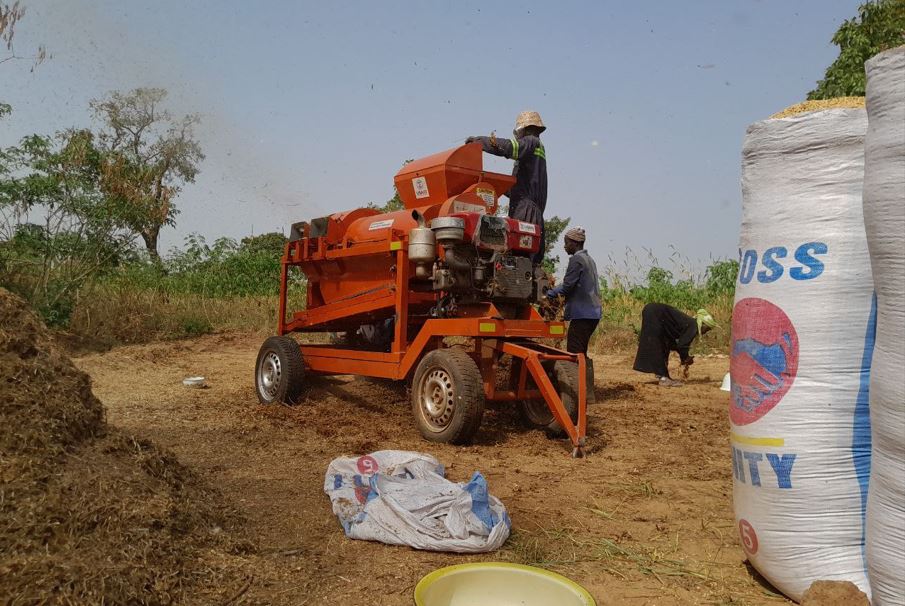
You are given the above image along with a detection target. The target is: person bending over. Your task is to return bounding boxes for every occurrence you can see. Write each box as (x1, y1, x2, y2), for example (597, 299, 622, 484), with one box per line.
(632, 303, 716, 387)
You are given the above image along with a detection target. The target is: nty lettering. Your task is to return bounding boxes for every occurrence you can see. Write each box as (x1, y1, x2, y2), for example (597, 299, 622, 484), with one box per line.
(731, 447, 797, 489)
(738, 242, 827, 285)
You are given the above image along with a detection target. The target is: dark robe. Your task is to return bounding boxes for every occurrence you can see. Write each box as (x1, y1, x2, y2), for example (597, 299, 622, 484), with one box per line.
(632, 303, 698, 378)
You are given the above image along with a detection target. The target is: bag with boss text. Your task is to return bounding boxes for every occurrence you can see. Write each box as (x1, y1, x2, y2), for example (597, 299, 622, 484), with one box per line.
(731, 106, 873, 601)
(863, 46, 905, 606)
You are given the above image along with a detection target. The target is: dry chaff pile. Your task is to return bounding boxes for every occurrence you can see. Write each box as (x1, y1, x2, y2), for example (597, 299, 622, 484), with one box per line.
(0, 288, 251, 605)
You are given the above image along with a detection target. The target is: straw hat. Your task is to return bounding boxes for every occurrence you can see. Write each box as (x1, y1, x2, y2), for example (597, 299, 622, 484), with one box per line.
(515, 111, 546, 135)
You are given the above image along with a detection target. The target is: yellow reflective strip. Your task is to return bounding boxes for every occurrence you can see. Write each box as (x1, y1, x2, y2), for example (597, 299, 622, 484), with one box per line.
(390, 241, 402, 250)
(549, 324, 564, 335)
(730, 432, 785, 447)
(510, 138, 519, 159)
(479, 322, 497, 333)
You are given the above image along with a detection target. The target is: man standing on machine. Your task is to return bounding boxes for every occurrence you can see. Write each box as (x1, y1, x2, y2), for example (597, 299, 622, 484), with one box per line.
(465, 110, 548, 266)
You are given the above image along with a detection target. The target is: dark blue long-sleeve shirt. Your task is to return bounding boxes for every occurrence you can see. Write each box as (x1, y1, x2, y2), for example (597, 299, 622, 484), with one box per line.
(546, 249, 602, 320)
(472, 134, 547, 214)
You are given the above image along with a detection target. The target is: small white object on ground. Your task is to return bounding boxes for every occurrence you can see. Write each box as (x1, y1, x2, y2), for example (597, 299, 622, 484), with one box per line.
(182, 376, 206, 388)
(720, 373, 731, 392)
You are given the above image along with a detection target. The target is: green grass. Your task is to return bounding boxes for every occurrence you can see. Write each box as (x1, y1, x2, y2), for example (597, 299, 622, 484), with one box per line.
(4, 234, 739, 352)
(590, 250, 737, 354)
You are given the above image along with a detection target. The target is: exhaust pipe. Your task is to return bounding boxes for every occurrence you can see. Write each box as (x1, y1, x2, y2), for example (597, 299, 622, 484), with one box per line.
(408, 210, 435, 280)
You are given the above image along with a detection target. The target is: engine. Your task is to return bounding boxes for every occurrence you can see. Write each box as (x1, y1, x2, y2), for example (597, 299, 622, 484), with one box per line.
(409, 213, 549, 310)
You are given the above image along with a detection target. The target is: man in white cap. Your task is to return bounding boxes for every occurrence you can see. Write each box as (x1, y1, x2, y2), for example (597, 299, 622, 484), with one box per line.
(545, 227, 602, 399)
(466, 110, 548, 265)
(632, 304, 718, 387)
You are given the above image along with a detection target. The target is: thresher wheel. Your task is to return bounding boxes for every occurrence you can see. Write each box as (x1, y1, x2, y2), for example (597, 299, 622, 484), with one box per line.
(516, 360, 579, 437)
(411, 348, 485, 444)
(255, 336, 306, 405)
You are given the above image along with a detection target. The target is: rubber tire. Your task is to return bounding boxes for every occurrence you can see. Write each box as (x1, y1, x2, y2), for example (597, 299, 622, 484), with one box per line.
(255, 336, 306, 404)
(516, 360, 579, 437)
(411, 348, 485, 444)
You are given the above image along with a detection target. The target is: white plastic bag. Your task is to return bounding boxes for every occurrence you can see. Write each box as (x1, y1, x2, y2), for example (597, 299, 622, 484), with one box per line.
(864, 46, 905, 606)
(324, 450, 510, 553)
(731, 107, 873, 601)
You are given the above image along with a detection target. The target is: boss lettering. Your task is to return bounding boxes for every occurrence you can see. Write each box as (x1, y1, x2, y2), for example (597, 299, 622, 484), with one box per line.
(738, 242, 827, 284)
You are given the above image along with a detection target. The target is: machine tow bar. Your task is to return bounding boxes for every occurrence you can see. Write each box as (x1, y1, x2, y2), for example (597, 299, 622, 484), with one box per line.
(571, 437, 587, 459)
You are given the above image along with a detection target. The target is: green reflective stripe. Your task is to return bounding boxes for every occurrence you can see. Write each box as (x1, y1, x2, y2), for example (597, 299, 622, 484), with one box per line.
(534, 146, 546, 159)
(510, 138, 519, 160)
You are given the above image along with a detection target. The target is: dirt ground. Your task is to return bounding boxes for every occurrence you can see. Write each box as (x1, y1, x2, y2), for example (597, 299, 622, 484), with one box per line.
(75, 333, 789, 606)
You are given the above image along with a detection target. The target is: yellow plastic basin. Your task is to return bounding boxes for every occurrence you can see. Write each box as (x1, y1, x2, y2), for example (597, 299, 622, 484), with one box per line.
(414, 562, 596, 606)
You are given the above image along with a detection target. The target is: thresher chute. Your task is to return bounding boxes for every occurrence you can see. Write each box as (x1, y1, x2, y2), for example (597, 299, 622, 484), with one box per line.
(256, 143, 589, 456)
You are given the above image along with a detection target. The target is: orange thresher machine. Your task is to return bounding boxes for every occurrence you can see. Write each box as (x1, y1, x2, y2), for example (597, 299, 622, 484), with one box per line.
(256, 142, 588, 456)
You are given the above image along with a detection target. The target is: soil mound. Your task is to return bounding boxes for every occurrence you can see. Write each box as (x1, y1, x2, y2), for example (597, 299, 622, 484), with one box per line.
(0, 289, 251, 604)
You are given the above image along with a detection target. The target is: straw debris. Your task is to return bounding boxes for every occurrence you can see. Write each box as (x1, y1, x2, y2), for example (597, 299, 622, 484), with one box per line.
(0, 288, 251, 605)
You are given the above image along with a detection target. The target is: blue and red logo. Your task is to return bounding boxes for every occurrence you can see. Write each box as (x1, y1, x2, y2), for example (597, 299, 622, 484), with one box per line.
(730, 298, 799, 425)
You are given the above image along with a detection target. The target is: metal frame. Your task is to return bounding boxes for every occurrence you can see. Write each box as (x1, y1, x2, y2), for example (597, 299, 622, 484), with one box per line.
(277, 228, 588, 456)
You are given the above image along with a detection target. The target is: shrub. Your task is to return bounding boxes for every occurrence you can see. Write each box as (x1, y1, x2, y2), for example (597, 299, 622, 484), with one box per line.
(592, 251, 738, 353)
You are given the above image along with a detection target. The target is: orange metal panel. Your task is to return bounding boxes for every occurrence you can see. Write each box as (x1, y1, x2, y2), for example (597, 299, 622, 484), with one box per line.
(278, 256, 289, 335)
(301, 354, 400, 378)
(497, 340, 588, 451)
(393, 248, 409, 353)
(394, 143, 516, 209)
(342, 209, 416, 244)
(285, 287, 396, 333)
(324, 208, 379, 244)
(299, 345, 403, 363)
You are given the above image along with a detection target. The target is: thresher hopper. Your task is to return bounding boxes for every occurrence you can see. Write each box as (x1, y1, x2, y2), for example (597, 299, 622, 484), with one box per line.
(256, 142, 588, 456)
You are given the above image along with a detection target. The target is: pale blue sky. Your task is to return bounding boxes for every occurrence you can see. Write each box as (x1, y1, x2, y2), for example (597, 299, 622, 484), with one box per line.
(1, 0, 860, 276)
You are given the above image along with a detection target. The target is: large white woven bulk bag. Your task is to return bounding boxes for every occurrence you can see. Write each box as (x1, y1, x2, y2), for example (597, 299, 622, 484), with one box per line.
(731, 106, 873, 601)
(863, 46, 905, 606)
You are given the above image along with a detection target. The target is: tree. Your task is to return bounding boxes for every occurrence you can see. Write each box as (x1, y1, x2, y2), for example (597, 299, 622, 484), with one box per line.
(91, 88, 203, 262)
(239, 231, 288, 257)
(541, 215, 570, 275)
(1, 1, 48, 71)
(809, 0, 905, 99)
(0, 130, 136, 324)
(368, 159, 412, 212)
(367, 190, 404, 213)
